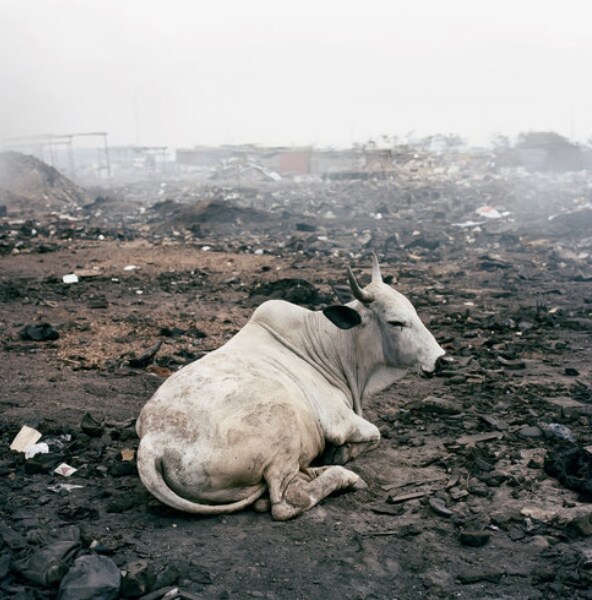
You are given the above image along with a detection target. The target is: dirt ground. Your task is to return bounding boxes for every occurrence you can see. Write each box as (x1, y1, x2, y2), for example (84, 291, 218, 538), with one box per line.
(1, 158, 591, 599)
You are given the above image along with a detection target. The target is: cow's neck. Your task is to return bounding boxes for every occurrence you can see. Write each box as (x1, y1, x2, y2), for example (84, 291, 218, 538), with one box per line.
(251, 302, 398, 416)
(304, 311, 392, 416)
(306, 312, 409, 415)
(362, 365, 408, 400)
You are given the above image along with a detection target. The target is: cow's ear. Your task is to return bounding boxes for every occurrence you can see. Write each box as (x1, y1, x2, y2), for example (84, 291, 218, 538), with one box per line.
(322, 305, 362, 330)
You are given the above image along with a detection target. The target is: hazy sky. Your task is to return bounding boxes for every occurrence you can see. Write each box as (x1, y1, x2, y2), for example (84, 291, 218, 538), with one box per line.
(1, 0, 591, 149)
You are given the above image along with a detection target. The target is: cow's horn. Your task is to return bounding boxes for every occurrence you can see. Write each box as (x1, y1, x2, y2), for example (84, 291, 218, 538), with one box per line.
(371, 252, 382, 283)
(347, 267, 374, 304)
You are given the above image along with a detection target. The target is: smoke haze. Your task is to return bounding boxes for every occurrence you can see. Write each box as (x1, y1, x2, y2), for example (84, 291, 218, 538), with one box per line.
(1, 0, 591, 148)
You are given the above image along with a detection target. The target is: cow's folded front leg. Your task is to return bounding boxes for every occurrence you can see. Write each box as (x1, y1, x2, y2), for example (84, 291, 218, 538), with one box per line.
(321, 437, 380, 466)
(321, 413, 381, 465)
(271, 466, 365, 521)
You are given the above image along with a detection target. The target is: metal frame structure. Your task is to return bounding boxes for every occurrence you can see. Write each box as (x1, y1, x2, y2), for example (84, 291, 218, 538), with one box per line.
(3, 132, 111, 180)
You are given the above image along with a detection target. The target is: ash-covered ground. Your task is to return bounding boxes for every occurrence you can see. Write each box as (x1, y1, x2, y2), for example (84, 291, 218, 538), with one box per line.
(0, 151, 591, 599)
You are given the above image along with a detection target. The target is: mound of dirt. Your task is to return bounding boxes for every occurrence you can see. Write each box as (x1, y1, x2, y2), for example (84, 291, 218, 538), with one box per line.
(150, 197, 270, 236)
(0, 151, 89, 216)
(177, 198, 268, 225)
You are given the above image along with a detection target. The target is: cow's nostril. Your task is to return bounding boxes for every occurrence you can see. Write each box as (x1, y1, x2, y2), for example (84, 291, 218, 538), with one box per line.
(435, 355, 453, 374)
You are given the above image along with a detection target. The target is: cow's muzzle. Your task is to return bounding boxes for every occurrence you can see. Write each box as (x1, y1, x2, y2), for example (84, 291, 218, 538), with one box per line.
(421, 354, 453, 378)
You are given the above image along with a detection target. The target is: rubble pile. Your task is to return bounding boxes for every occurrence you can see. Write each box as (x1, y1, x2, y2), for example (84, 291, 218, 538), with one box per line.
(0, 152, 89, 216)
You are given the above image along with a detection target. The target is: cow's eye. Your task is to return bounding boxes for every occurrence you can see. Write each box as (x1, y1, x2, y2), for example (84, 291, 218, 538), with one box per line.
(388, 320, 406, 328)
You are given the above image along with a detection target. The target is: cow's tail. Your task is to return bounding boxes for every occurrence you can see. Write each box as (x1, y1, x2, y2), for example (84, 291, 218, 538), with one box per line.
(136, 440, 267, 514)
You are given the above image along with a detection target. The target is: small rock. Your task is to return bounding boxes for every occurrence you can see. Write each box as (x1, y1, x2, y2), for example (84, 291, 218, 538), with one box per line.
(467, 478, 489, 497)
(409, 396, 461, 415)
(449, 487, 469, 501)
(568, 514, 592, 537)
(105, 495, 136, 514)
(529, 535, 550, 550)
(0, 552, 10, 578)
(459, 530, 491, 547)
(121, 560, 156, 598)
(497, 356, 526, 369)
(187, 561, 212, 585)
(80, 412, 104, 437)
(428, 497, 453, 518)
(478, 414, 509, 431)
(88, 296, 109, 309)
(518, 425, 542, 439)
(509, 527, 526, 541)
(457, 567, 503, 584)
(19, 323, 59, 341)
(422, 568, 452, 592)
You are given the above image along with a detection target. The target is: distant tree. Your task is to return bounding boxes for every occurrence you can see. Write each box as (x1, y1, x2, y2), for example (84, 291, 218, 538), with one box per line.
(515, 131, 582, 172)
(515, 131, 571, 149)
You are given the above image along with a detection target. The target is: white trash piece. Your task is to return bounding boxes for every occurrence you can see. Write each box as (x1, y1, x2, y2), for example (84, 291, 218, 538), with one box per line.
(54, 463, 78, 477)
(25, 442, 49, 459)
(62, 273, 79, 284)
(10, 425, 42, 452)
(48, 483, 84, 493)
(475, 206, 502, 219)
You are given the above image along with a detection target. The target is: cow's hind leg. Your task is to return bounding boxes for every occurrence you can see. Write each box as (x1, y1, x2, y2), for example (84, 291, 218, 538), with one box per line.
(270, 466, 365, 521)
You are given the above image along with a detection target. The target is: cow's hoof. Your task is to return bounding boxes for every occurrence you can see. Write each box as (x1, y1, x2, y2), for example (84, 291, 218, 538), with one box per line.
(351, 476, 368, 491)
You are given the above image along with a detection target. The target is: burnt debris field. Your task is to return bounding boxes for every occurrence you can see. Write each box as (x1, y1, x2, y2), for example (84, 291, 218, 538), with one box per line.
(0, 150, 591, 599)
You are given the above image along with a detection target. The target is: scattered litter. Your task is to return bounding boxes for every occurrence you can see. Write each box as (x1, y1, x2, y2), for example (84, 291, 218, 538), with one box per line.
(24, 442, 49, 459)
(128, 340, 162, 368)
(47, 483, 85, 493)
(475, 206, 502, 219)
(381, 475, 447, 492)
(544, 422, 576, 442)
(58, 554, 121, 600)
(54, 463, 78, 477)
(80, 412, 104, 436)
(10, 425, 42, 452)
(452, 220, 485, 229)
(386, 491, 427, 504)
(456, 432, 504, 447)
(124, 264, 140, 271)
(13, 540, 80, 587)
(544, 446, 592, 498)
(121, 448, 136, 462)
(45, 433, 72, 450)
(62, 273, 79, 284)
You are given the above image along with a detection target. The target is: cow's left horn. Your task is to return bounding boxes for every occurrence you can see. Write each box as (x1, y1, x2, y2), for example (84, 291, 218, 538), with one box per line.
(371, 252, 382, 283)
(347, 267, 374, 304)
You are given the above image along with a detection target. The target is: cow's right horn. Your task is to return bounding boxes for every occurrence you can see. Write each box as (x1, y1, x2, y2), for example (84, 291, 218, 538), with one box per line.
(371, 252, 382, 283)
(347, 267, 374, 304)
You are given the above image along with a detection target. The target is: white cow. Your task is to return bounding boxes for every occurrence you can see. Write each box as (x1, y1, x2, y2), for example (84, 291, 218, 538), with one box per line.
(136, 256, 445, 520)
